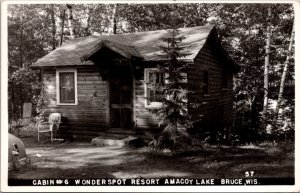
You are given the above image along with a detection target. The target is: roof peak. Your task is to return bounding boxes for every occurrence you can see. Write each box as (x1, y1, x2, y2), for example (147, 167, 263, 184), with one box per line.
(61, 25, 215, 48)
(66, 25, 215, 42)
(109, 24, 215, 36)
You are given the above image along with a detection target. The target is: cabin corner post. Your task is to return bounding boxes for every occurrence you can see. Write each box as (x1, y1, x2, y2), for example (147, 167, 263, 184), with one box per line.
(186, 62, 194, 115)
(129, 58, 137, 131)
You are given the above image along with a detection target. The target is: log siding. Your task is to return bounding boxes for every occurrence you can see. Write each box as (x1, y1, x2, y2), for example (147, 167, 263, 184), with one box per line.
(42, 67, 108, 139)
(189, 37, 234, 133)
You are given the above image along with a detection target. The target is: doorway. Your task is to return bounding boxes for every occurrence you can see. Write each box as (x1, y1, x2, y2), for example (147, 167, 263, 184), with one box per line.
(109, 64, 133, 130)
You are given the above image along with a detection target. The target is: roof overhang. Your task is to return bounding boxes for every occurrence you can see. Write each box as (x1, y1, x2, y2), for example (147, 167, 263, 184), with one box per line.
(30, 62, 95, 69)
(81, 40, 143, 61)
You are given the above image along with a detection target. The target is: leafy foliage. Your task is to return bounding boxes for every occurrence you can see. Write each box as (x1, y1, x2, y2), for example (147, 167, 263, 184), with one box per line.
(211, 4, 294, 143)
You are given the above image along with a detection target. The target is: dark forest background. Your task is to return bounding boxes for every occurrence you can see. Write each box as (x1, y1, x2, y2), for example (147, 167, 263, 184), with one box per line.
(7, 4, 294, 144)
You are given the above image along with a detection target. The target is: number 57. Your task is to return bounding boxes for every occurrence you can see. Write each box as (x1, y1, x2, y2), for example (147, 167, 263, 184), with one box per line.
(245, 171, 254, 177)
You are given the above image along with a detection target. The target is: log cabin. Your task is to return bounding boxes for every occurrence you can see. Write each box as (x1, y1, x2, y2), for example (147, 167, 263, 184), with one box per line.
(31, 25, 240, 140)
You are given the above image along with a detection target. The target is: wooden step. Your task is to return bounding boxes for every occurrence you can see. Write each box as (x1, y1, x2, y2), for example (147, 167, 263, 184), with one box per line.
(106, 128, 136, 135)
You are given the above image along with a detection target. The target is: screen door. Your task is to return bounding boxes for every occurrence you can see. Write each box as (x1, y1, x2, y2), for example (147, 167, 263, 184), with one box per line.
(109, 65, 133, 129)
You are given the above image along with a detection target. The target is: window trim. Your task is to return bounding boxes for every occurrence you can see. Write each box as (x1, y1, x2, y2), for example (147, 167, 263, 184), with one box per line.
(56, 68, 78, 105)
(144, 68, 163, 108)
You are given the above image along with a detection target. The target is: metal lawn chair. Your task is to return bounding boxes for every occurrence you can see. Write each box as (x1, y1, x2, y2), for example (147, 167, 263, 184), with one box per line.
(37, 113, 63, 142)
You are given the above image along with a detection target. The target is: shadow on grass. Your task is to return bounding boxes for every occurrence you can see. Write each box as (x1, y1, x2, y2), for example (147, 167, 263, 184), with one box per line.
(9, 137, 294, 180)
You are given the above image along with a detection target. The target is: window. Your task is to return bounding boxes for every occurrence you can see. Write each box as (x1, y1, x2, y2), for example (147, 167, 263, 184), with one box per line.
(203, 71, 209, 95)
(221, 68, 228, 88)
(144, 68, 165, 107)
(56, 69, 77, 105)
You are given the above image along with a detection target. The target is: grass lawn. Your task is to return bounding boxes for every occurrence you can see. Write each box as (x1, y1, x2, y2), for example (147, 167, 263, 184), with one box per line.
(9, 137, 294, 179)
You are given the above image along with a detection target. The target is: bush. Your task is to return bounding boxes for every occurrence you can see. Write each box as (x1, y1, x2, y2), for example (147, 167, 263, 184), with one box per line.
(18, 123, 37, 137)
(9, 120, 21, 136)
(9, 119, 37, 138)
(148, 127, 203, 152)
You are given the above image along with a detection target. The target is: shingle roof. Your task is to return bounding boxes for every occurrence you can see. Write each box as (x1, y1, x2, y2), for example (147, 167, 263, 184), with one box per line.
(31, 25, 218, 68)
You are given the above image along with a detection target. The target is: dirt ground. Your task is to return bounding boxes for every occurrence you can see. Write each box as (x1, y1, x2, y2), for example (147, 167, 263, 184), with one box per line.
(9, 137, 294, 179)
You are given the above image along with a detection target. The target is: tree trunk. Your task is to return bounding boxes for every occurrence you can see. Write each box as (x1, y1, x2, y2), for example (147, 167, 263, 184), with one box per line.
(262, 7, 271, 121)
(107, 4, 117, 34)
(51, 4, 56, 50)
(18, 5, 24, 68)
(197, 4, 202, 26)
(19, 83, 24, 120)
(10, 81, 15, 120)
(67, 4, 75, 38)
(19, 26, 24, 68)
(273, 23, 295, 124)
(59, 9, 66, 45)
(113, 10, 117, 34)
(84, 6, 91, 37)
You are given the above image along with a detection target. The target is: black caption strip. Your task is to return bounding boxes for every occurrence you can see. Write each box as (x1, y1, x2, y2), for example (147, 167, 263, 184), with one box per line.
(8, 178, 295, 186)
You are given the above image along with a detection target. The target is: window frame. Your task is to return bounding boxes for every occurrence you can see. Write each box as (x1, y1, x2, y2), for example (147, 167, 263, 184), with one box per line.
(144, 68, 165, 108)
(56, 68, 78, 105)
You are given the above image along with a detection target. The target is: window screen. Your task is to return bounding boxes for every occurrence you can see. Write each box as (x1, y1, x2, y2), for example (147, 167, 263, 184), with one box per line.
(59, 72, 75, 103)
(146, 70, 165, 105)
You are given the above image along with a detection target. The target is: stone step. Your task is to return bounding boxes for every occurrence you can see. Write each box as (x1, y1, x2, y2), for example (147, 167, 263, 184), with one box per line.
(91, 135, 146, 148)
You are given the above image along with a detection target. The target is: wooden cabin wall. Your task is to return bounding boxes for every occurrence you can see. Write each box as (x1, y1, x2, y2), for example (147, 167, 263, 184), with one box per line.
(40, 45, 234, 139)
(189, 40, 233, 135)
(42, 66, 108, 139)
